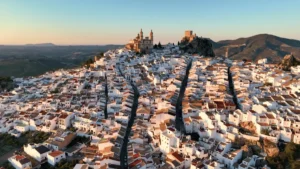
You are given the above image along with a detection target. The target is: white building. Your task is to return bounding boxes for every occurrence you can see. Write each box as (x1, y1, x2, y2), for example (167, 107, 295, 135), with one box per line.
(8, 155, 32, 169)
(291, 65, 300, 75)
(293, 132, 300, 144)
(58, 113, 73, 130)
(14, 121, 30, 133)
(238, 155, 259, 169)
(257, 58, 267, 65)
(47, 150, 66, 166)
(159, 127, 179, 154)
(24, 144, 51, 162)
(221, 149, 243, 169)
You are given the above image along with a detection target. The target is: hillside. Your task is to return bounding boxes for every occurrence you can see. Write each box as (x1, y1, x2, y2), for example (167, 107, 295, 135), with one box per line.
(213, 34, 300, 63)
(25, 43, 56, 47)
(0, 45, 122, 77)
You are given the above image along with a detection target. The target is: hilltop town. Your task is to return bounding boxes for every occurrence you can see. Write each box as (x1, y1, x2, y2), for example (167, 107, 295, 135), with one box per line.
(1, 30, 300, 169)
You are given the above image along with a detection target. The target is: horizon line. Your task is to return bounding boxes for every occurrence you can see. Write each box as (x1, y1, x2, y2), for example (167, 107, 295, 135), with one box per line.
(1, 33, 300, 46)
(0, 44, 126, 46)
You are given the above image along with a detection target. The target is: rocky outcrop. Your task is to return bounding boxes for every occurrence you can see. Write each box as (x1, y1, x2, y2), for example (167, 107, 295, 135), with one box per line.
(279, 54, 300, 71)
(263, 139, 279, 157)
(239, 121, 257, 135)
(180, 37, 215, 57)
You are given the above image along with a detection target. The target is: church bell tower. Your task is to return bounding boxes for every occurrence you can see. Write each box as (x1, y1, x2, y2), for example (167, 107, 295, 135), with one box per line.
(150, 30, 153, 41)
(140, 29, 143, 40)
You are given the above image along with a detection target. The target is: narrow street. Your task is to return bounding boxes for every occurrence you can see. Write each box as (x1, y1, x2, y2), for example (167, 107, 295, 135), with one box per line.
(227, 66, 239, 110)
(118, 68, 140, 169)
(175, 59, 192, 133)
(104, 74, 108, 119)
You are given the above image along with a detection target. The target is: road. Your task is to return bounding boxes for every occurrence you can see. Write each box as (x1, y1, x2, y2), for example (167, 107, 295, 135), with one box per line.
(104, 74, 108, 119)
(118, 67, 140, 169)
(175, 59, 192, 133)
(227, 66, 239, 110)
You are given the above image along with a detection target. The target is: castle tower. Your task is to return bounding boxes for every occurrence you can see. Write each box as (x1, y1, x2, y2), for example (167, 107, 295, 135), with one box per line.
(150, 30, 153, 41)
(140, 29, 143, 40)
(185, 30, 193, 38)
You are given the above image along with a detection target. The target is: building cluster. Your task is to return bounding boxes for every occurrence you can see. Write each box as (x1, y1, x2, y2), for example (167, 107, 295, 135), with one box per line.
(1, 31, 300, 169)
(229, 60, 300, 144)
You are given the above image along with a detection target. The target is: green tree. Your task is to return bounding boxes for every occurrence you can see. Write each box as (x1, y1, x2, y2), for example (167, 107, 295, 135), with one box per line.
(23, 131, 51, 144)
(95, 52, 104, 60)
(292, 161, 300, 169)
(284, 142, 297, 162)
(67, 136, 90, 148)
(54, 159, 79, 169)
(158, 42, 162, 49)
(153, 44, 158, 49)
(261, 128, 270, 135)
(0, 76, 14, 92)
(81, 58, 95, 68)
(50, 88, 59, 94)
(1, 161, 15, 169)
(266, 142, 300, 169)
(68, 126, 77, 132)
(0, 133, 19, 146)
(0, 77, 12, 82)
(177, 41, 180, 46)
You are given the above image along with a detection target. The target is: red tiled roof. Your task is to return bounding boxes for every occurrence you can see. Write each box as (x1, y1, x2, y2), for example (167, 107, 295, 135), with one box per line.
(172, 151, 184, 162)
(291, 109, 300, 115)
(59, 113, 68, 119)
(129, 159, 142, 168)
(259, 115, 267, 119)
(258, 122, 269, 126)
(266, 114, 275, 119)
(15, 155, 25, 161)
(48, 151, 64, 157)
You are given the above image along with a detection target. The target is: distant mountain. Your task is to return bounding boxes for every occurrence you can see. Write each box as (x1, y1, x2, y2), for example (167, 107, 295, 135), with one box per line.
(25, 43, 56, 47)
(0, 45, 123, 77)
(213, 34, 300, 63)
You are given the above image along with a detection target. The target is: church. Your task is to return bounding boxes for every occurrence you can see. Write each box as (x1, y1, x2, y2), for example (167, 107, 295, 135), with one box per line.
(125, 29, 153, 54)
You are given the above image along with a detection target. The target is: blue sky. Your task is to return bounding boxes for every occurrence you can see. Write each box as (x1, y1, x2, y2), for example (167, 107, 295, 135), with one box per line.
(0, 0, 299, 45)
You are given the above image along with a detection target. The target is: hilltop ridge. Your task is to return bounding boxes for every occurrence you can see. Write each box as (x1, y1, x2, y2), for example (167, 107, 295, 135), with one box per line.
(213, 34, 300, 62)
(25, 43, 56, 47)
